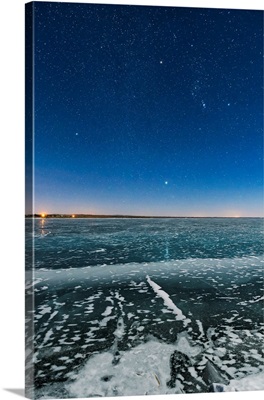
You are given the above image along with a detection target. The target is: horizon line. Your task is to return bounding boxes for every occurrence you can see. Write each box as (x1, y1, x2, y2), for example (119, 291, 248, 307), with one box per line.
(25, 213, 264, 219)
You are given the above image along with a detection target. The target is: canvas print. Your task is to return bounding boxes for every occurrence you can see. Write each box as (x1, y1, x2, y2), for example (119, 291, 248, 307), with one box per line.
(25, 1, 264, 398)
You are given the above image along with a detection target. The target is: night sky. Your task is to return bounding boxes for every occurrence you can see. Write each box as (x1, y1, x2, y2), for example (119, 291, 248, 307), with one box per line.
(29, 2, 263, 216)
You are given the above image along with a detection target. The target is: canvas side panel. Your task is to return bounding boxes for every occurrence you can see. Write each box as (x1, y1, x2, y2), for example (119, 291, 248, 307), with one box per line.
(25, 2, 34, 399)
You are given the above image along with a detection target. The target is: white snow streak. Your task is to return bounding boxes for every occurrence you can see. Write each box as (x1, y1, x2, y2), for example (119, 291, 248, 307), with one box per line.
(101, 306, 113, 317)
(146, 275, 186, 321)
(196, 320, 205, 338)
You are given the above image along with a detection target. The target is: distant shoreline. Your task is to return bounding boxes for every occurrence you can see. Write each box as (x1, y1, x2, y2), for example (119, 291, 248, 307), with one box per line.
(25, 214, 263, 219)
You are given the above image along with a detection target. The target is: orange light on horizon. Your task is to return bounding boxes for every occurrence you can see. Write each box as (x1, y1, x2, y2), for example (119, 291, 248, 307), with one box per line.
(41, 213, 46, 218)
(72, 214, 75, 218)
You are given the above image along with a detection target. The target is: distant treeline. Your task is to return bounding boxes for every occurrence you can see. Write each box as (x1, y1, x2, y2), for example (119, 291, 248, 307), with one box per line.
(25, 214, 258, 219)
(25, 214, 177, 219)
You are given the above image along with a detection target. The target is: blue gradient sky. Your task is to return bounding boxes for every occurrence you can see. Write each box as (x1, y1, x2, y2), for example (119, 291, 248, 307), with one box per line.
(29, 2, 263, 216)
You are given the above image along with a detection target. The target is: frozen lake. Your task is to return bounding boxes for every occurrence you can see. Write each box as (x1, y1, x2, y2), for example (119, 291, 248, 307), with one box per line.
(25, 218, 264, 397)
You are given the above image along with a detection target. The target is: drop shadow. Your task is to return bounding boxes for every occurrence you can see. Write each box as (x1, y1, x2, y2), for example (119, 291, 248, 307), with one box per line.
(4, 389, 25, 397)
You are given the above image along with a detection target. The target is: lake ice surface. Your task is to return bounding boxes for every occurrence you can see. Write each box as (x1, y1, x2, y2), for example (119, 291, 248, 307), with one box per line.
(25, 218, 264, 398)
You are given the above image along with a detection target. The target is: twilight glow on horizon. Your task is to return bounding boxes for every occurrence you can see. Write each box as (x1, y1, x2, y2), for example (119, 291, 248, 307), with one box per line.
(27, 2, 263, 217)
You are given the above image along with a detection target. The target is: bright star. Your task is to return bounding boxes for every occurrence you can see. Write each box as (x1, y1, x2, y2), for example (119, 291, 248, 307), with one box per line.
(165, 181, 168, 185)
(76, 132, 79, 136)
(160, 60, 163, 64)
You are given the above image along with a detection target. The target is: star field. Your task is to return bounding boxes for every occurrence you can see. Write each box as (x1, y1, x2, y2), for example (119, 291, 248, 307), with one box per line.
(28, 2, 263, 216)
